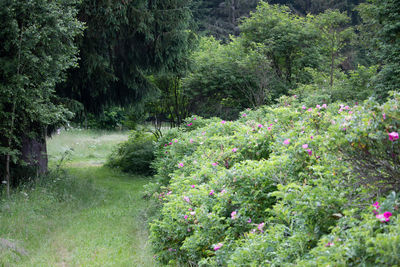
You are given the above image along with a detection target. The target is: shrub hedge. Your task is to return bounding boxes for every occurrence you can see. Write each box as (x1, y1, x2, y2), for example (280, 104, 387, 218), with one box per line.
(149, 92, 400, 266)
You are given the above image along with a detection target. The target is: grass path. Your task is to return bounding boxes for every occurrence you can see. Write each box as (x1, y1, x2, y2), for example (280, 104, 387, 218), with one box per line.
(0, 130, 157, 266)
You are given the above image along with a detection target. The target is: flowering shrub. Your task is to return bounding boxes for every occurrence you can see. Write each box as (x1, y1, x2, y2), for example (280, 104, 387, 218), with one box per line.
(149, 92, 399, 265)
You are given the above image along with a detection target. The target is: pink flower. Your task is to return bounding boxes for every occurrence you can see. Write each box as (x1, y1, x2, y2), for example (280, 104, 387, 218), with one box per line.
(293, 95, 298, 98)
(316, 104, 321, 109)
(389, 132, 399, 141)
(183, 196, 190, 203)
(178, 163, 184, 168)
(242, 113, 247, 117)
(325, 242, 334, 247)
(344, 106, 350, 110)
(221, 120, 226, 124)
(184, 215, 188, 220)
(213, 243, 223, 251)
(247, 218, 252, 223)
(307, 149, 312, 156)
(258, 124, 263, 128)
(202, 131, 206, 135)
(307, 108, 313, 112)
(212, 162, 218, 166)
(191, 185, 195, 188)
(373, 201, 380, 209)
(209, 190, 215, 196)
(376, 211, 392, 222)
(187, 122, 193, 126)
(174, 139, 178, 143)
(190, 138, 194, 143)
(193, 117, 197, 120)
(231, 211, 238, 219)
(169, 142, 172, 145)
(257, 222, 265, 232)
(302, 144, 308, 149)
(322, 104, 327, 109)
(310, 136, 314, 139)
(267, 127, 272, 131)
(383, 113, 386, 120)
(166, 191, 172, 195)
(348, 111, 353, 114)
(302, 106, 306, 110)
(221, 189, 226, 194)
(164, 144, 168, 147)
(283, 139, 290, 145)
(232, 148, 238, 152)
(190, 211, 196, 216)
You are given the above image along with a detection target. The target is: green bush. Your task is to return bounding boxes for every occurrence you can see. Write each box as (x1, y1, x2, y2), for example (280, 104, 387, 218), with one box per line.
(106, 130, 155, 175)
(149, 92, 400, 266)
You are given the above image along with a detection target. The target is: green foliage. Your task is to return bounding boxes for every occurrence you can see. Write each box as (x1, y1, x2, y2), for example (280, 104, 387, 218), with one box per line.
(240, 2, 320, 88)
(357, 0, 400, 98)
(106, 130, 156, 175)
(57, 0, 193, 116)
(149, 92, 400, 265)
(86, 106, 126, 130)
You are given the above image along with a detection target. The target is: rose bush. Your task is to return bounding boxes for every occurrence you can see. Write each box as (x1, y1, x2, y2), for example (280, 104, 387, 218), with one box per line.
(149, 92, 399, 266)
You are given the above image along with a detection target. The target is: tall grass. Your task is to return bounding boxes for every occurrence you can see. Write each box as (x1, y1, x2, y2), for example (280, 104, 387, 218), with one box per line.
(0, 129, 157, 266)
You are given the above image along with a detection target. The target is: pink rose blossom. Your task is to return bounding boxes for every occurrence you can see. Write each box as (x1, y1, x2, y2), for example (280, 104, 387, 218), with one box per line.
(307, 108, 313, 112)
(310, 136, 314, 139)
(221, 189, 226, 194)
(221, 120, 226, 124)
(302, 144, 308, 149)
(307, 149, 312, 156)
(247, 218, 252, 223)
(232, 148, 238, 152)
(267, 127, 272, 131)
(190, 211, 196, 216)
(174, 139, 178, 143)
(383, 113, 386, 120)
(316, 104, 321, 109)
(187, 122, 193, 126)
(389, 132, 399, 141)
(322, 104, 327, 109)
(169, 142, 172, 145)
(258, 124, 263, 128)
(184, 215, 188, 219)
(283, 139, 290, 145)
(231, 211, 238, 219)
(257, 222, 265, 232)
(212, 162, 218, 166)
(193, 117, 197, 120)
(325, 242, 334, 247)
(166, 191, 172, 195)
(209, 190, 215, 196)
(373, 201, 380, 209)
(242, 113, 247, 117)
(183, 196, 190, 203)
(213, 243, 223, 251)
(302, 106, 306, 110)
(178, 163, 184, 168)
(190, 138, 194, 143)
(191, 185, 195, 188)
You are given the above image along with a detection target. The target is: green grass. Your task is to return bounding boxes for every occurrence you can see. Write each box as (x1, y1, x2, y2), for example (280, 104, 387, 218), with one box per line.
(47, 128, 129, 166)
(0, 129, 158, 266)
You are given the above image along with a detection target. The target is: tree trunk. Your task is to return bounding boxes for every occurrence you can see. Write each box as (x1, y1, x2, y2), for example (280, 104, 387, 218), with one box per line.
(20, 131, 48, 176)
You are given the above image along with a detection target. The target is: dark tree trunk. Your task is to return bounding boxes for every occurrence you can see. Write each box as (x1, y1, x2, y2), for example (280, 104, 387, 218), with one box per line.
(20, 132, 48, 176)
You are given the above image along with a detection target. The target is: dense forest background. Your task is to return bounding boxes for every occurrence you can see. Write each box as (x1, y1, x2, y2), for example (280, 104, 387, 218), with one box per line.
(1, 0, 399, 189)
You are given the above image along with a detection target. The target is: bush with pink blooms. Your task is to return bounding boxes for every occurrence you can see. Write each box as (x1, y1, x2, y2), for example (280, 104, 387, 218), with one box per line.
(149, 92, 400, 266)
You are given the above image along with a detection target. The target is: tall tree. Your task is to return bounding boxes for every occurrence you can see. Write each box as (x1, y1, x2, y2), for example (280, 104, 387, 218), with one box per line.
(358, 0, 400, 98)
(57, 0, 193, 117)
(240, 2, 320, 92)
(0, 0, 83, 192)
